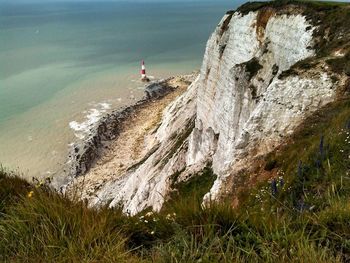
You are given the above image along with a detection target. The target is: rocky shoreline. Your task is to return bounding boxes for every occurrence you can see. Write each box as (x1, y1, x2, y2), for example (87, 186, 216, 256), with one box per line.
(59, 75, 195, 191)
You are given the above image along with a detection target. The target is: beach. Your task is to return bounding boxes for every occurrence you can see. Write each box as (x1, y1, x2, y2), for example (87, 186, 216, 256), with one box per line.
(62, 73, 197, 195)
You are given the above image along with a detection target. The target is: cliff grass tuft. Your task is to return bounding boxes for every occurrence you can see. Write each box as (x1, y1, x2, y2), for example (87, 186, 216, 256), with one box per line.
(242, 57, 263, 81)
(236, 0, 349, 16)
(327, 51, 350, 76)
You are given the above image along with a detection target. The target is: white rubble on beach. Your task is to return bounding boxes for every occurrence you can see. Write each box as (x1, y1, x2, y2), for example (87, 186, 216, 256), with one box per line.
(85, 9, 337, 215)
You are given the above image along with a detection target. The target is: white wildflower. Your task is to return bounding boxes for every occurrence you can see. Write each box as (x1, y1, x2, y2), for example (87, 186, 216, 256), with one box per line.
(145, 212, 153, 217)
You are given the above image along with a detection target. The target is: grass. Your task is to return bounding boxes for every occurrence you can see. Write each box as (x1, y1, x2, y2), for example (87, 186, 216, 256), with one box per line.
(236, 0, 349, 16)
(0, 170, 140, 262)
(1, 96, 350, 262)
(234, 1, 350, 80)
(1, 2, 350, 260)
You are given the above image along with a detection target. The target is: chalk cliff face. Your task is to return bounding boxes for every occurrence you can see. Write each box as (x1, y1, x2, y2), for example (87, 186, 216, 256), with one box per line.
(187, 11, 335, 203)
(80, 5, 348, 215)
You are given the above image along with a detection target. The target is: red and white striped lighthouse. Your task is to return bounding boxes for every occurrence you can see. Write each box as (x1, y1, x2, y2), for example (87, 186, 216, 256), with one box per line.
(141, 60, 150, 82)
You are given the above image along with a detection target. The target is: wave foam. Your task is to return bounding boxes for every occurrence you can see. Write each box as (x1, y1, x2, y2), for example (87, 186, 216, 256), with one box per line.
(69, 102, 112, 139)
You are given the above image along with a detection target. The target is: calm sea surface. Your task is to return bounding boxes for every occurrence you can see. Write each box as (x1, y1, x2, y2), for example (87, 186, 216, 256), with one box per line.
(0, 1, 238, 180)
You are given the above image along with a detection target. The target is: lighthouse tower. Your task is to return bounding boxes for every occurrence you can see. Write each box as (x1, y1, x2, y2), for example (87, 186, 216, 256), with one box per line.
(141, 60, 150, 82)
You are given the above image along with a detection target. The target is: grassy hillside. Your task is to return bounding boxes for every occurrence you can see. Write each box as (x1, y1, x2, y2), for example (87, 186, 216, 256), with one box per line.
(1, 1, 350, 262)
(1, 96, 350, 262)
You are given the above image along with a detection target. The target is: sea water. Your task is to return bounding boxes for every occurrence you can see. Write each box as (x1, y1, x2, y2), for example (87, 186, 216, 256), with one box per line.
(0, 1, 239, 180)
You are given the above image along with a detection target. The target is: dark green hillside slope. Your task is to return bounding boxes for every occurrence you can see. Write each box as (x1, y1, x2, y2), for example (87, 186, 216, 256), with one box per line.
(1, 96, 350, 262)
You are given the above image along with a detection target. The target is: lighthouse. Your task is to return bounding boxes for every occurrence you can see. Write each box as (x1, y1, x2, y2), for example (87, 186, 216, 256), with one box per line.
(141, 60, 150, 82)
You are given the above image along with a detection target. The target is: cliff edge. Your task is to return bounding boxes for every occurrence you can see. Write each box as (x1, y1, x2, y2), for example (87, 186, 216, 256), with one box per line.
(67, 1, 350, 215)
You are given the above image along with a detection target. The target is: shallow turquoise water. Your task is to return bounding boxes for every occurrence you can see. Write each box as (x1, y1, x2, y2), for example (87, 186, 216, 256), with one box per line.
(0, 1, 238, 178)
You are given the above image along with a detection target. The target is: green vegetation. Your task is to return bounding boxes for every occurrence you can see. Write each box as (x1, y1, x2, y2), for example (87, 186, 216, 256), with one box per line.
(1, 97, 350, 262)
(235, 1, 350, 79)
(327, 51, 350, 76)
(235, 0, 349, 16)
(0, 169, 140, 262)
(278, 56, 319, 78)
(1, 2, 350, 261)
(242, 58, 263, 81)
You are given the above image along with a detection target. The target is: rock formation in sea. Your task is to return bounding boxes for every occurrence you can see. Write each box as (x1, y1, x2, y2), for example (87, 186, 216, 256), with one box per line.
(65, 2, 349, 215)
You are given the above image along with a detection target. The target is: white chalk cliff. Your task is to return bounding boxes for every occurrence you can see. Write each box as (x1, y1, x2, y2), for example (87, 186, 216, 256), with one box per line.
(85, 6, 345, 215)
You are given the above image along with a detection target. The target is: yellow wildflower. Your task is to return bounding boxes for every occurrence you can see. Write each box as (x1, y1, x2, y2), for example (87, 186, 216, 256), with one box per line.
(35, 181, 44, 188)
(27, 191, 34, 198)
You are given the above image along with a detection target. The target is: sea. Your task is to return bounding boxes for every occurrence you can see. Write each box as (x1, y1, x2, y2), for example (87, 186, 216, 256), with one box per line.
(0, 0, 240, 181)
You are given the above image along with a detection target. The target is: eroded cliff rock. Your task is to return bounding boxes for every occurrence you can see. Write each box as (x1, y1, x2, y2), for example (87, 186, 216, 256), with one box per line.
(67, 2, 350, 215)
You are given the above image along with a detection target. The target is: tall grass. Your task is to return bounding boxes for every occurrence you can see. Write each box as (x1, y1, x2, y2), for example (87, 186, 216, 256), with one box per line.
(0, 171, 140, 262)
(1, 99, 350, 262)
